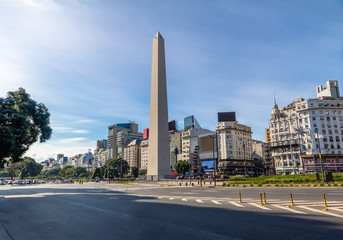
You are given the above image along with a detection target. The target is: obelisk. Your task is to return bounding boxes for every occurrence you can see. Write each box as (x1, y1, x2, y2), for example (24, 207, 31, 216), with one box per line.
(147, 32, 171, 181)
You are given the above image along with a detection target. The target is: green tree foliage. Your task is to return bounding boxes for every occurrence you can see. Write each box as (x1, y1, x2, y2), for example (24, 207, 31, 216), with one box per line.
(40, 166, 89, 179)
(91, 168, 102, 179)
(131, 166, 138, 178)
(105, 158, 129, 178)
(0, 88, 52, 165)
(175, 160, 190, 176)
(139, 169, 147, 176)
(8, 157, 43, 179)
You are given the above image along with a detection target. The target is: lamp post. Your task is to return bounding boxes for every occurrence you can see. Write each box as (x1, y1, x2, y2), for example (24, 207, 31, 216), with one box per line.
(238, 138, 247, 176)
(315, 128, 326, 182)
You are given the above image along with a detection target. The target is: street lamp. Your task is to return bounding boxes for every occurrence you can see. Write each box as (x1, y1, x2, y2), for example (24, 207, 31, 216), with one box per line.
(315, 128, 326, 182)
(238, 138, 247, 176)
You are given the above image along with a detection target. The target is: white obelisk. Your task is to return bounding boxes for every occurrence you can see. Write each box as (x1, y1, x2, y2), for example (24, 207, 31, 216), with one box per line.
(147, 32, 171, 181)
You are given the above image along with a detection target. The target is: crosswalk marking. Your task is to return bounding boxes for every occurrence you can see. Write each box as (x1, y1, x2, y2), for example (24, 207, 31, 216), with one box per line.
(249, 203, 272, 210)
(169, 198, 174, 200)
(196, 199, 204, 203)
(229, 201, 244, 207)
(182, 198, 187, 202)
(273, 205, 307, 214)
(298, 206, 343, 219)
(330, 207, 343, 213)
(212, 200, 222, 205)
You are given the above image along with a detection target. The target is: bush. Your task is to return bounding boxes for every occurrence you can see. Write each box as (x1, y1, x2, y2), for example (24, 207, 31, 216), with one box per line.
(227, 183, 231, 187)
(275, 184, 279, 187)
(230, 175, 246, 181)
(257, 183, 263, 187)
(320, 183, 324, 186)
(327, 183, 331, 186)
(250, 184, 254, 187)
(222, 182, 226, 187)
(289, 184, 293, 187)
(333, 183, 338, 186)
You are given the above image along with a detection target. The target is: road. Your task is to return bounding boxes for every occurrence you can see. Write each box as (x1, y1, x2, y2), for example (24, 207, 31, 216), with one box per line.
(0, 183, 342, 240)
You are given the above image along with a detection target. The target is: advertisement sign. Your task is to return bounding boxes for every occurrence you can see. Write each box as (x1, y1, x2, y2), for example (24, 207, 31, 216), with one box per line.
(202, 160, 214, 172)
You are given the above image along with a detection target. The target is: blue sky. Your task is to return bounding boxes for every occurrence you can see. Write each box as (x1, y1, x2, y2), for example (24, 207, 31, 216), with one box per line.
(1, 0, 342, 162)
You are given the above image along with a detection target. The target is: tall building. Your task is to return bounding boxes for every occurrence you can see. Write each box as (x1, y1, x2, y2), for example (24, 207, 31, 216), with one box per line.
(123, 139, 141, 168)
(269, 80, 343, 175)
(180, 115, 212, 161)
(140, 139, 149, 170)
(253, 140, 273, 175)
(107, 122, 141, 159)
(147, 32, 170, 180)
(216, 120, 253, 175)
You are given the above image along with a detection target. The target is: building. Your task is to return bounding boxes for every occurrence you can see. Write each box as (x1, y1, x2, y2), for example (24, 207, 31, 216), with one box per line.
(107, 122, 142, 159)
(180, 116, 213, 162)
(140, 139, 149, 170)
(265, 129, 271, 143)
(216, 120, 253, 176)
(123, 139, 141, 168)
(269, 80, 343, 175)
(252, 140, 273, 175)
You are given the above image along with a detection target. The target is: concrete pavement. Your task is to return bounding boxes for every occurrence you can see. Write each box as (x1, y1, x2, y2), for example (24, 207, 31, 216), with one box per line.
(0, 183, 342, 239)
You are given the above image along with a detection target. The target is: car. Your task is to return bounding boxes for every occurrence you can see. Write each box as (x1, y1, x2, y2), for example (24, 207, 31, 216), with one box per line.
(8, 180, 13, 185)
(25, 179, 32, 185)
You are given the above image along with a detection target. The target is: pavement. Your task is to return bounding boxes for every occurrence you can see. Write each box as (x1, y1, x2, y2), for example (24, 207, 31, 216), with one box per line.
(0, 182, 342, 239)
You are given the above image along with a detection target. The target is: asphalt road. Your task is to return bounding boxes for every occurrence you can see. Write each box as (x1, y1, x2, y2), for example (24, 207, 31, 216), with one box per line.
(0, 183, 342, 240)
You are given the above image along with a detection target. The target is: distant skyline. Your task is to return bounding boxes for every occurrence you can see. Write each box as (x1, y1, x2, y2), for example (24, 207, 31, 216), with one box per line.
(1, 0, 342, 162)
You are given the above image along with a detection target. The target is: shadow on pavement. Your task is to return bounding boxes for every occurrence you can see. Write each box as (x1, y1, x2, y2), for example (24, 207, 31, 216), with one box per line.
(0, 187, 342, 240)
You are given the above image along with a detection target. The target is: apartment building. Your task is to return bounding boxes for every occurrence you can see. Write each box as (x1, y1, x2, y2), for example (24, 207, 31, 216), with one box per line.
(269, 80, 343, 174)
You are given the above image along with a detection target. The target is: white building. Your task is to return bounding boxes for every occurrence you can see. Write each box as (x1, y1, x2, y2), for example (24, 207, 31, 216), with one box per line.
(216, 121, 253, 175)
(269, 80, 343, 174)
(140, 139, 149, 170)
(123, 139, 141, 168)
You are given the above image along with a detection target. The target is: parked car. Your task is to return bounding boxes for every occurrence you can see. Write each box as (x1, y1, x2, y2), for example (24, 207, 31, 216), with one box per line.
(25, 179, 32, 185)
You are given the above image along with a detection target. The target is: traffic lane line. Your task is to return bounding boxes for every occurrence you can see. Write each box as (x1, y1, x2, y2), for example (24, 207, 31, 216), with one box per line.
(298, 206, 343, 219)
(273, 205, 307, 214)
(229, 202, 244, 207)
(249, 203, 272, 210)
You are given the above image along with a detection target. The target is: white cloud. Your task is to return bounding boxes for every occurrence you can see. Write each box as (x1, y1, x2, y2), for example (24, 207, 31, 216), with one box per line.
(52, 126, 89, 134)
(25, 137, 95, 162)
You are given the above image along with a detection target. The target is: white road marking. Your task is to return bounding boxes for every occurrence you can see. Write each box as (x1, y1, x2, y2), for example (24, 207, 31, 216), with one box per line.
(229, 202, 244, 207)
(298, 206, 343, 219)
(158, 197, 163, 199)
(212, 200, 222, 205)
(196, 199, 204, 203)
(169, 198, 174, 200)
(328, 207, 343, 213)
(249, 203, 272, 210)
(182, 198, 187, 202)
(273, 205, 307, 214)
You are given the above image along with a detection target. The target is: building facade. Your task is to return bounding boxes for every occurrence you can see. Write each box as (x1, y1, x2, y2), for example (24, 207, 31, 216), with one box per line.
(216, 121, 253, 175)
(269, 80, 343, 175)
(123, 139, 141, 168)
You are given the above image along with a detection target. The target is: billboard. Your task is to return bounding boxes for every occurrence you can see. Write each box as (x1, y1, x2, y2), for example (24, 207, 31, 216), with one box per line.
(218, 112, 236, 122)
(201, 160, 214, 172)
(168, 120, 177, 131)
(200, 136, 214, 152)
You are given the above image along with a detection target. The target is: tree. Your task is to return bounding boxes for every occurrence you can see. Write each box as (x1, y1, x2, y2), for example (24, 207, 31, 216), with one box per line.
(91, 168, 102, 179)
(175, 160, 190, 176)
(139, 169, 147, 176)
(0, 88, 52, 165)
(10, 157, 43, 179)
(105, 158, 129, 178)
(131, 167, 138, 178)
